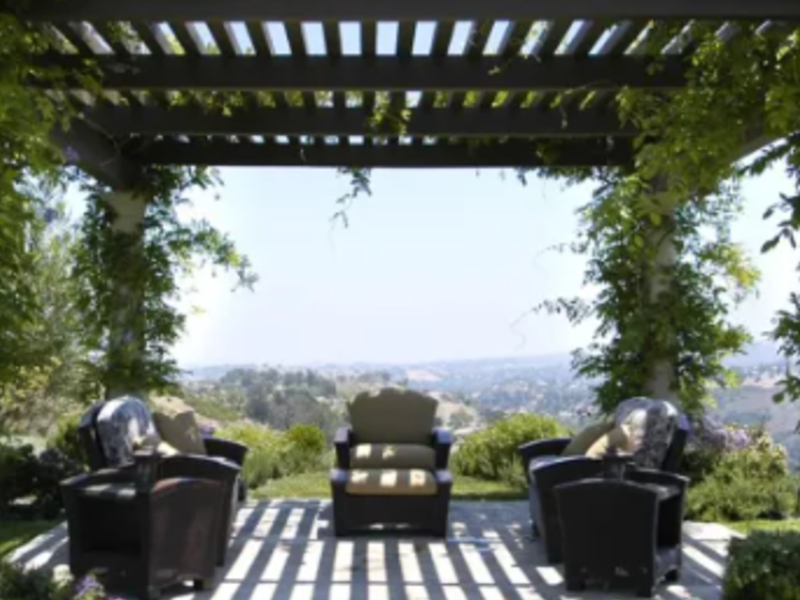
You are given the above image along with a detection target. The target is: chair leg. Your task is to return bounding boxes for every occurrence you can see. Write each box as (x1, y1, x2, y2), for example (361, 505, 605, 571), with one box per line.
(137, 585, 160, 600)
(665, 567, 681, 583)
(194, 578, 214, 591)
(564, 572, 585, 592)
(636, 577, 656, 598)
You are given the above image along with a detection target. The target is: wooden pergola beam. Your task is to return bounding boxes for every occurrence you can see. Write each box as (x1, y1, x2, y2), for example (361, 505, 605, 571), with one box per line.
(12, 0, 800, 22)
(135, 139, 633, 168)
(83, 106, 636, 138)
(50, 119, 142, 188)
(41, 55, 686, 92)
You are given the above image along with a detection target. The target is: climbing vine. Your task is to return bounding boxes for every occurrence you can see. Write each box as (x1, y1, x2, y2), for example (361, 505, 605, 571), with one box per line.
(612, 22, 800, 407)
(74, 167, 257, 398)
(0, 7, 258, 400)
(538, 170, 757, 414)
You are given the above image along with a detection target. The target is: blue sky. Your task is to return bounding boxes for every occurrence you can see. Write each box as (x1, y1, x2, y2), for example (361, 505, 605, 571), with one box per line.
(65, 162, 799, 367)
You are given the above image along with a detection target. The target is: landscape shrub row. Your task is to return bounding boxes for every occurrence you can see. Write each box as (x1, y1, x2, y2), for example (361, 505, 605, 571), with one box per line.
(218, 422, 328, 489)
(723, 530, 800, 600)
(451, 413, 567, 489)
(0, 563, 121, 600)
(0, 442, 82, 520)
(683, 417, 798, 522)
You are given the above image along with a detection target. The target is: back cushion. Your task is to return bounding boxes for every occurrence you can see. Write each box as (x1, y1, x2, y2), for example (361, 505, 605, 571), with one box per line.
(96, 396, 159, 467)
(348, 388, 438, 444)
(152, 410, 207, 455)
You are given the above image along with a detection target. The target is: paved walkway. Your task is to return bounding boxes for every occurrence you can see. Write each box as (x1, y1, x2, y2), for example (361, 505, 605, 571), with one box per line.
(8, 501, 735, 599)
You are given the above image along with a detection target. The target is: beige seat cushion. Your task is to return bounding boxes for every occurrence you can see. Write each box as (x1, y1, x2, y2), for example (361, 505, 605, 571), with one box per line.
(585, 425, 632, 459)
(562, 421, 614, 456)
(346, 469, 438, 496)
(351, 443, 436, 470)
(152, 411, 207, 455)
(348, 388, 438, 444)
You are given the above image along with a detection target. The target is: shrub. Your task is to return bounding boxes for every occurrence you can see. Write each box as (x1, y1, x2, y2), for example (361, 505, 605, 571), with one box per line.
(452, 414, 567, 488)
(685, 425, 798, 522)
(219, 422, 328, 489)
(0, 564, 119, 600)
(0, 443, 83, 519)
(46, 413, 88, 468)
(723, 531, 800, 600)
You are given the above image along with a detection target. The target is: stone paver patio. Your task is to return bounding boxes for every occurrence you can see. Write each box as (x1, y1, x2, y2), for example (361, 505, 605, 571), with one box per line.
(8, 501, 735, 600)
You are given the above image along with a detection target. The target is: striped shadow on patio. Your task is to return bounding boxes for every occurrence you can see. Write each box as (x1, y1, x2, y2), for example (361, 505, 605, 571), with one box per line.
(8, 501, 735, 600)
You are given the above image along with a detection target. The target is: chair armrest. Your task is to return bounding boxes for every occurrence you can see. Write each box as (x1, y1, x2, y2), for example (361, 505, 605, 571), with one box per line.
(627, 468, 690, 492)
(531, 456, 604, 496)
(432, 428, 453, 469)
(518, 438, 571, 482)
(519, 438, 571, 466)
(334, 427, 353, 469)
(61, 468, 131, 490)
(158, 454, 240, 486)
(204, 438, 248, 466)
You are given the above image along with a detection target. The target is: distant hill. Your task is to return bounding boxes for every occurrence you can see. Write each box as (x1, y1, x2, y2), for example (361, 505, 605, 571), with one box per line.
(181, 343, 782, 382)
(724, 342, 783, 368)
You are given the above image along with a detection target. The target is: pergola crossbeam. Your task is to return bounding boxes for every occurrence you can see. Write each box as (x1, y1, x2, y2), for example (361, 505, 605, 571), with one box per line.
(50, 119, 143, 188)
(136, 140, 634, 168)
(42, 55, 687, 92)
(82, 106, 636, 138)
(13, 0, 800, 22)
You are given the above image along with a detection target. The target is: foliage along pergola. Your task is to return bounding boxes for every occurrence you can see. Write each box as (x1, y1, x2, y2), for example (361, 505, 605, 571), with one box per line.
(16, 0, 800, 189)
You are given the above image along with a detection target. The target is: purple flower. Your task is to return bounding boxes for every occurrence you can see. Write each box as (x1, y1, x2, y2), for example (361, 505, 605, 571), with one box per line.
(64, 146, 80, 164)
(199, 423, 216, 437)
(75, 575, 103, 599)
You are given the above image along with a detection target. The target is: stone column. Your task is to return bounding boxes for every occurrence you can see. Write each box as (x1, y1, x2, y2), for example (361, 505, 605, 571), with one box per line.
(644, 175, 678, 401)
(103, 191, 148, 400)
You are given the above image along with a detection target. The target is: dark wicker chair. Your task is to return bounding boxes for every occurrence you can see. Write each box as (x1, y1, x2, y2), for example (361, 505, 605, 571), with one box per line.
(518, 419, 688, 563)
(62, 461, 227, 600)
(78, 400, 245, 565)
(331, 388, 453, 536)
(555, 469, 688, 597)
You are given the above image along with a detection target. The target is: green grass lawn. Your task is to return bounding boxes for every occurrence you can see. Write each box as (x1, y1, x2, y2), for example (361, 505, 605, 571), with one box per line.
(253, 471, 524, 501)
(0, 520, 58, 559)
(725, 519, 800, 535)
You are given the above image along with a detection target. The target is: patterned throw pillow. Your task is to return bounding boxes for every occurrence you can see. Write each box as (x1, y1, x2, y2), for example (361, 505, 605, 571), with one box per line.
(96, 396, 160, 467)
(613, 397, 679, 469)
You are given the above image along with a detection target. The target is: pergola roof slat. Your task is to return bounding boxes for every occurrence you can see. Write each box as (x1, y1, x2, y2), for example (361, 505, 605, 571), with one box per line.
(83, 105, 635, 138)
(136, 138, 634, 168)
(131, 22, 169, 55)
(168, 22, 203, 56)
(246, 21, 271, 55)
(47, 55, 686, 92)
(17, 0, 800, 22)
(208, 22, 240, 56)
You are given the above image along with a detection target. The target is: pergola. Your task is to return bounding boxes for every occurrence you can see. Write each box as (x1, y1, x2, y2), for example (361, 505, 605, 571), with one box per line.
(14, 0, 800, 190)
(8, 0, 800, 399)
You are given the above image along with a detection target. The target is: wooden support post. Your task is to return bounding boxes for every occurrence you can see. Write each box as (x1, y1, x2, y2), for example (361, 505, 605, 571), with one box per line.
(103, 191, 148, 400)
(644, 175, 678, 401)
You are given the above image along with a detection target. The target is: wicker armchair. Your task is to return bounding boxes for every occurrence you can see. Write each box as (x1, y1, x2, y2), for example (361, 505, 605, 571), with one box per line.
(77, 397, 244, 565)
(555, 469, 689, 597)
(62, 459, 227, 600)
(518, 399, 689, 563)
(331, 388, 453, 536)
